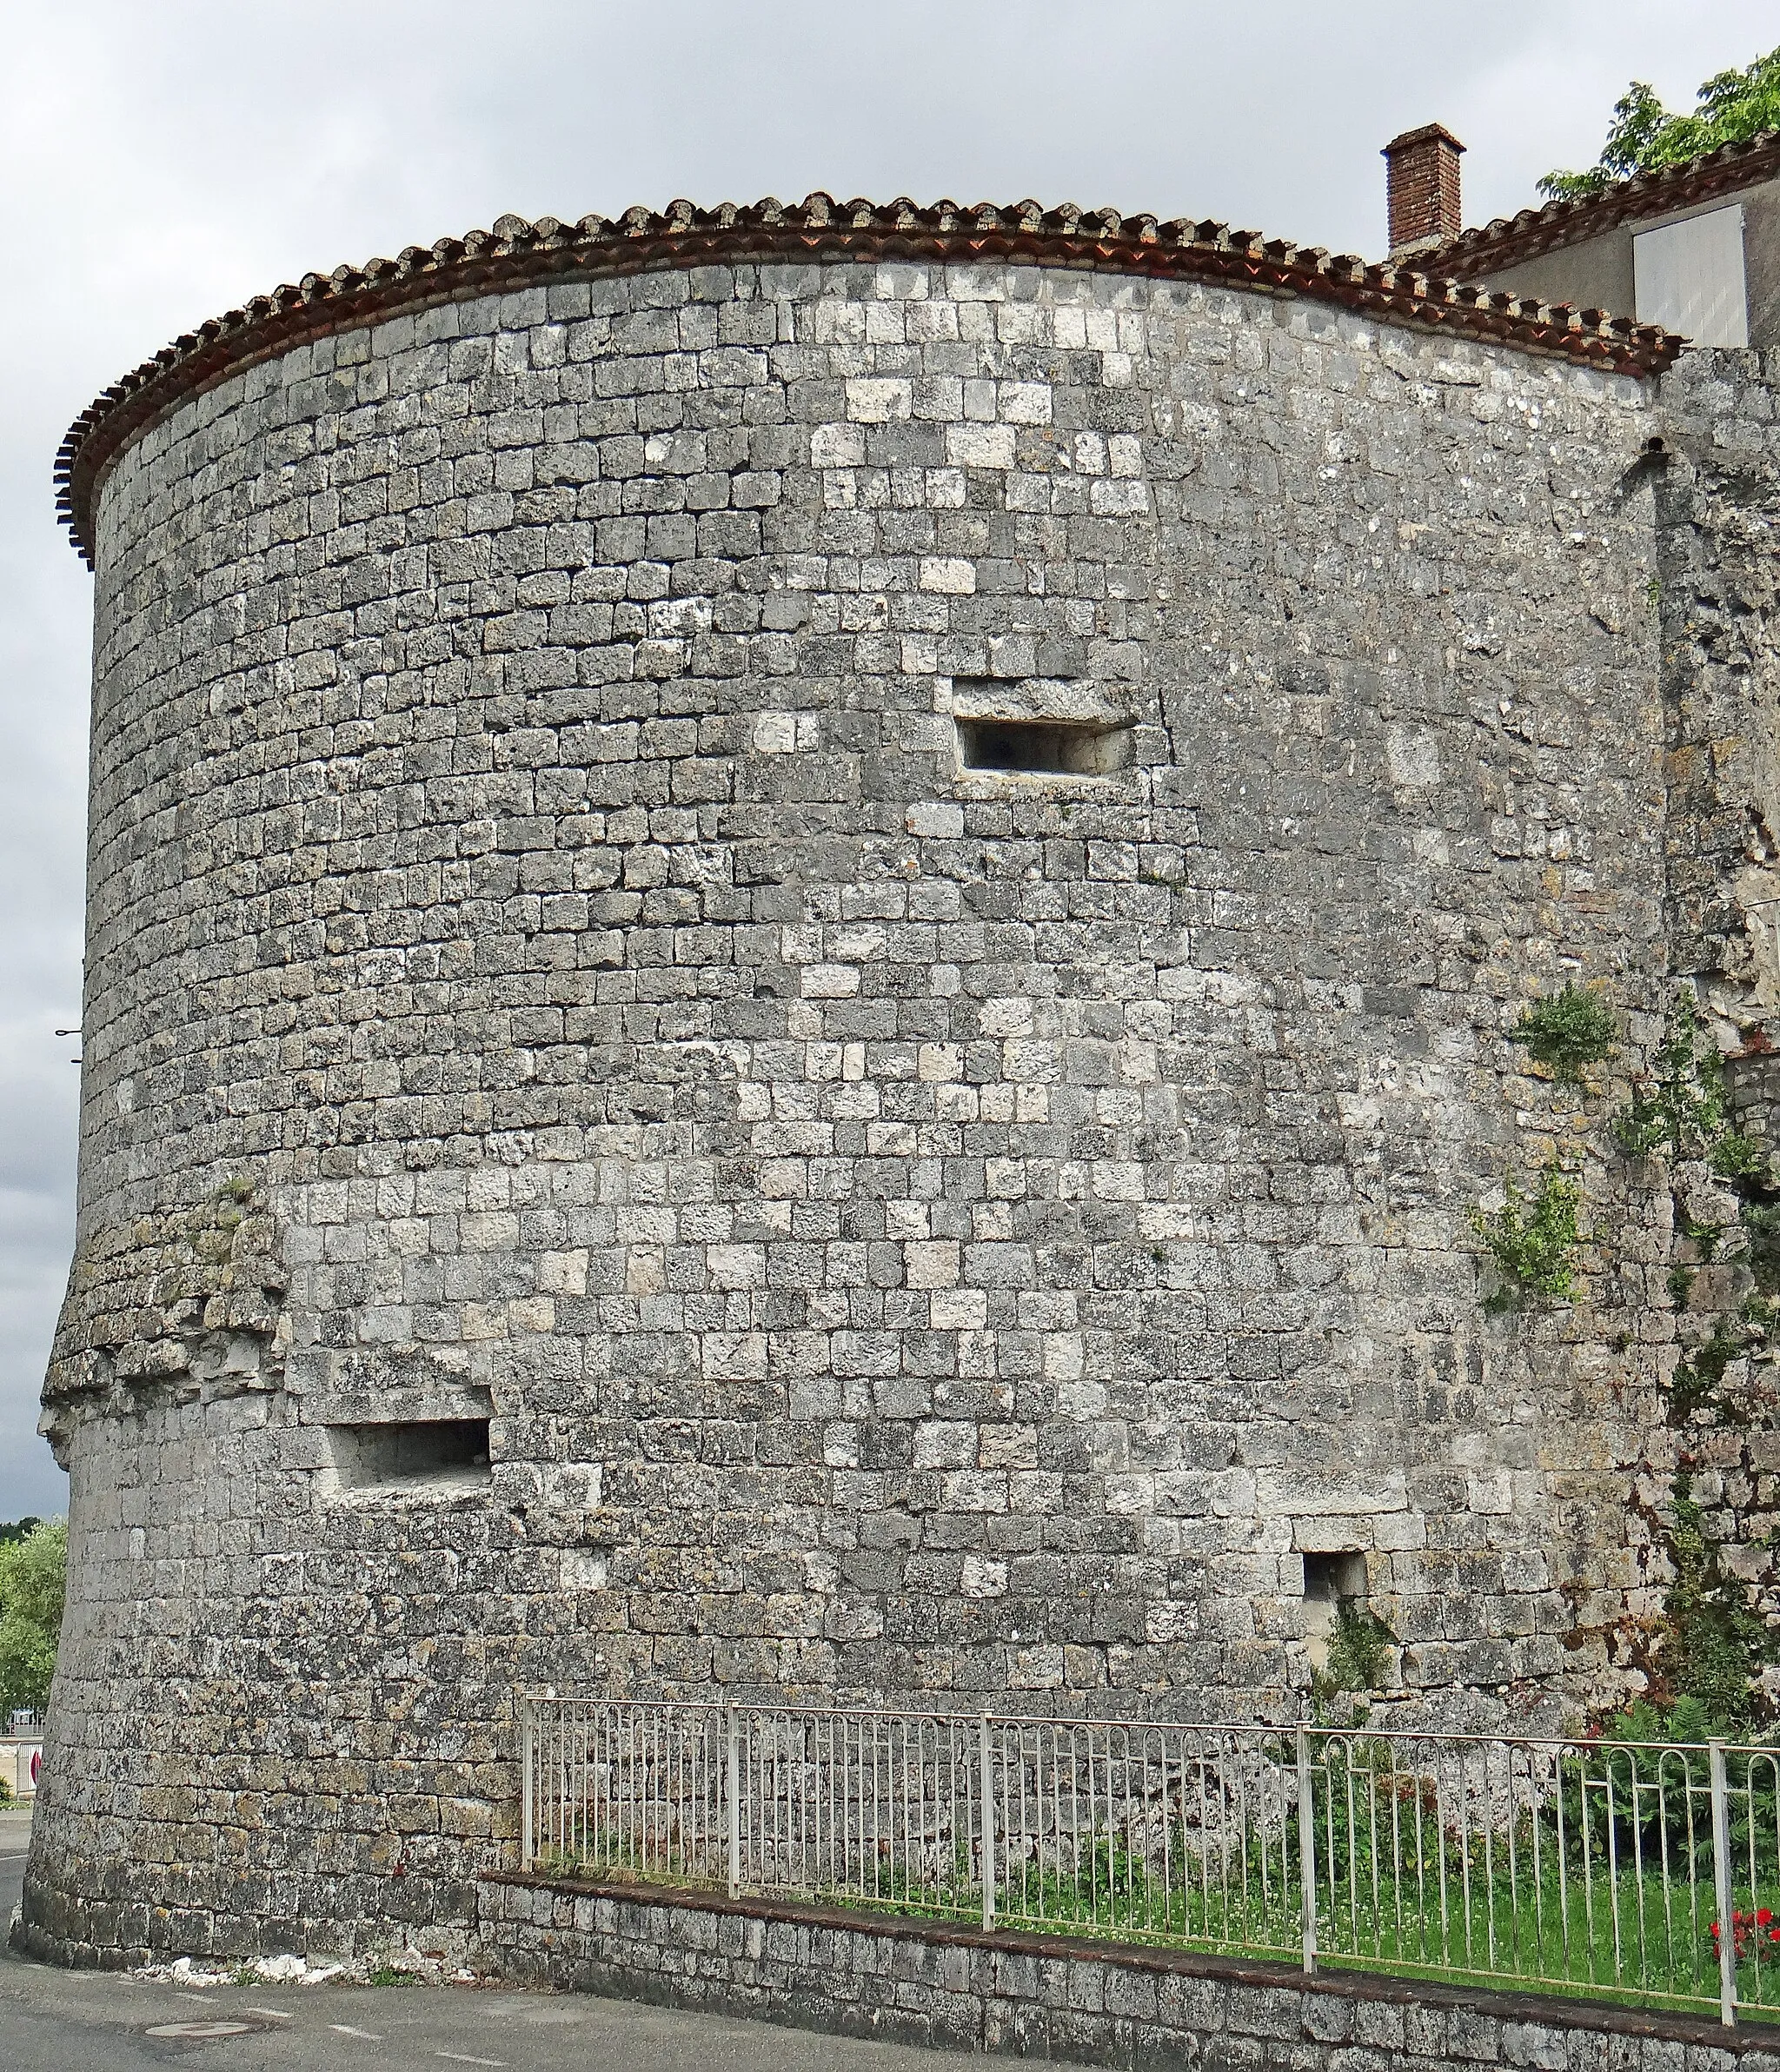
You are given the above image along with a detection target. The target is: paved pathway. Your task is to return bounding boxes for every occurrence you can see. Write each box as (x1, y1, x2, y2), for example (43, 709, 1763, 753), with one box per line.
(0, 1809, 989, 2070)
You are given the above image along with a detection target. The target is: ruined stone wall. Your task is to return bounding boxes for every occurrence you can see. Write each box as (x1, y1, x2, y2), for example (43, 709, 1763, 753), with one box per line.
(30, 254, 1672, 1962)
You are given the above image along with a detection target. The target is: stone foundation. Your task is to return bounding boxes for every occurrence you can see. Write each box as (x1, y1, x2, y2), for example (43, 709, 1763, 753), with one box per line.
(478, 1872, 1780, 2069)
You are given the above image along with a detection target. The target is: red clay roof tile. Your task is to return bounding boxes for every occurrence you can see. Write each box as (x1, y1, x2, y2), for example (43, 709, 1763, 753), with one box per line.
(55, 193, 1684, 568)
(1418, 130, 1780, 282)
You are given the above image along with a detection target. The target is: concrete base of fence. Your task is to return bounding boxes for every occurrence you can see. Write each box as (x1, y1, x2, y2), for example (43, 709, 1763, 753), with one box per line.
(476, 1871, 1780, 2069)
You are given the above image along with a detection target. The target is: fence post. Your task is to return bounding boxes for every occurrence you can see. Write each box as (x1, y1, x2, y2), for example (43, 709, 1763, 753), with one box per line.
(727, 1705, 741, 1900)
(521, 1699, 535, 1870)
(1710, 1738, 1738, 2029)
(1296, 1724, 1318, 1976)
(980, 1712, 997, 1933)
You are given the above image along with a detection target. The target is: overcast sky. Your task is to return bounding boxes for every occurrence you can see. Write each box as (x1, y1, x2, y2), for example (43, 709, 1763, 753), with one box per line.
(0, 1, 1772, 1517)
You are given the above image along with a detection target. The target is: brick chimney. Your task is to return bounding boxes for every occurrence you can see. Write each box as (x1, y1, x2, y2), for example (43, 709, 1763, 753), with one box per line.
(1383, 123, 1465, 257)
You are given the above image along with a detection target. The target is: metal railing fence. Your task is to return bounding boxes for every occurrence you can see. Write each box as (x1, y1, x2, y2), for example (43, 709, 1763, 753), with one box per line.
(521, 1697, 1780, 2028)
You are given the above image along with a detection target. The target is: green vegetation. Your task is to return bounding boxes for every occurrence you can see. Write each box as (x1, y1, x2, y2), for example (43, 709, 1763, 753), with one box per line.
(1657, 1486, 1771, 1730)
(1324, 1600, 1395, 1696)
(543, 1727, 1780, 2019)
(1511, 982, 1617, 1085)
(1310, 1597, 1397, 1719)
(1614, 987, 1763, 1177)
(0, 1520, 66, 1718)
(1465, 977, 1777, 1722)
(1471, 1164, 1584, 1310)
(1669, 1327, 1745, 1424)
(1542, 46, 1780, 199)
(1604, 992, 1780, 1723)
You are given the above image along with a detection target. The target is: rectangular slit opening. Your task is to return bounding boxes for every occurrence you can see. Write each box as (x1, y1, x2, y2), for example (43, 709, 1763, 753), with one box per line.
(328, 1418, 492, 1492)
(1301, 1548, 1367, 1657)
(956, 716, 1128, 776)
(1302, 1549, 1367, 1605)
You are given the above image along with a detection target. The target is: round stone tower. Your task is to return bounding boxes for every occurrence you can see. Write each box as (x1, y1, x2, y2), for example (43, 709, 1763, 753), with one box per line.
(27, 196, 1679, 1962)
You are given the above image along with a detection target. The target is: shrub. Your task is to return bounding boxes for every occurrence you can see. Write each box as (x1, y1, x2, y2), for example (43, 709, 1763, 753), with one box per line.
(1471, 1166, 1584, 1310)
(1510, 983, 1616, 1085)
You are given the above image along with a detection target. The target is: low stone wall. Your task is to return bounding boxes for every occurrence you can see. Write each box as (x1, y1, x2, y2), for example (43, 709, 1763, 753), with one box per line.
(478, 1872, 1780, 2069)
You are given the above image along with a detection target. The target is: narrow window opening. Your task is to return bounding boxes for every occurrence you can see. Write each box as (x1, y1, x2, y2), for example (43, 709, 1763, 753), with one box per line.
(1301, 1549, 1368, 1670)
(956, 715, 1128, 775)
(1302, 1549, 1367, 1607)
(328, 1418, 492, 1492)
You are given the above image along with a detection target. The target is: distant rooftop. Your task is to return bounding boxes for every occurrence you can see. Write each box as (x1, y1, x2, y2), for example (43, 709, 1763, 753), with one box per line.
(1415, 129, 1780, 281)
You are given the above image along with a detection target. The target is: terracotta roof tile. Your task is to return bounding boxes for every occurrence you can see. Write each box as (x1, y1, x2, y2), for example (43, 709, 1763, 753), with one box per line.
(55, 193, 1684, 567)
(1418, 130, 1780, 282)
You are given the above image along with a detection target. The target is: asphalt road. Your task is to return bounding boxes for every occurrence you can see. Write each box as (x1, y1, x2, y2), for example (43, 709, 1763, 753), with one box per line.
(0, 1808, 994, 2071)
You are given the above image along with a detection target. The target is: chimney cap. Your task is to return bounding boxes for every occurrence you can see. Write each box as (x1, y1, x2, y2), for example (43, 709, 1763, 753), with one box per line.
(1383, 123, 1466, 159)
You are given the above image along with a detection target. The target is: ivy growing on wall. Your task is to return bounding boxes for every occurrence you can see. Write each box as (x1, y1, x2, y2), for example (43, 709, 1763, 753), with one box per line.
(1614, 986, 1763, 1176)
(1659, 1483, 1770, 1731)
(1608, 986, 1780, 1722)
(1474, 974, 1780, 1723)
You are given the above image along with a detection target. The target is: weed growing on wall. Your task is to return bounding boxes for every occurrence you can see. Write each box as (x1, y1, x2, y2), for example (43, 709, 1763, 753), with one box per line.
(1310, 1598, 1398, 1718)
(1669, 1328, 1746, 1424)
(1471, 1165, 1584, 1310)
(1511, 982, 1617, 1085)
(1616, 987, 1780, 1412)
(1743, 1206, 1780, 1293)
(1325, 1600, 1396, 1695)
(1661, 1485, 1770, 1730)
(1469, 975, 1778, 1717)
(1598, 986, 1780, 1723)
(1615, 986, 1763, 1175)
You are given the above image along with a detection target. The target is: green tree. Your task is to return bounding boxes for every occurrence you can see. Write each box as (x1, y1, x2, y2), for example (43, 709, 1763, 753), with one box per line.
(1541, 46, 1780, 200)
(0, 1521, 66, 1718)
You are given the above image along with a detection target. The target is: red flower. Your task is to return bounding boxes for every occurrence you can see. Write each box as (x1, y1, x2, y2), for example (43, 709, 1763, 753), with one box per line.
(1709, 1912, 1780, 1962)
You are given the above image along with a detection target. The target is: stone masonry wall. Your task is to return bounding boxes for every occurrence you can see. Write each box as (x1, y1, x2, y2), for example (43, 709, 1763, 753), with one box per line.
(480, 1873, 1778, 2070)
(1636, 347, 1780, 1669)
(30, 252, 1677, 1961)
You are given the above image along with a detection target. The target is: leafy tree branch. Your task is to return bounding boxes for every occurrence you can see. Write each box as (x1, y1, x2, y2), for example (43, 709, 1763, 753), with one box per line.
(1542, 46, 1780, 200)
